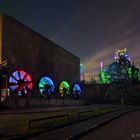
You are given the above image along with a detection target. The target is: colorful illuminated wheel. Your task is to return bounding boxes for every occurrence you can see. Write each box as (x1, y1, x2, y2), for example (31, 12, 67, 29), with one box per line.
(73, 83, 81, 99)
(59, 81, 70, 98)
(9, 70, 33, 96)
(39, 77, 55, 97)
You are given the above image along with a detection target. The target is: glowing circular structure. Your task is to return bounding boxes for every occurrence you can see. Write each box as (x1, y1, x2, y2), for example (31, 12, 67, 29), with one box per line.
(9, 70, 33, 95)
(59, 81, 70, 98)
(72, 83, 81, 99)
(39, 77, 55, 97)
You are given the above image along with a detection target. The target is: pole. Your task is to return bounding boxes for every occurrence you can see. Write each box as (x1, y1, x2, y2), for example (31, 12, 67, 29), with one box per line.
(121, 93, 124, 106)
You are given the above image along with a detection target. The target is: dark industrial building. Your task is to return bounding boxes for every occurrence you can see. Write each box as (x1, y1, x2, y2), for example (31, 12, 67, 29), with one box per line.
(0, 12, 80, 89)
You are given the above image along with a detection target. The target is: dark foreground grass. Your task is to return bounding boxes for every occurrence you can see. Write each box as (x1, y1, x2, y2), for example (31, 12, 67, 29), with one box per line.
(0, 106, 123, 140)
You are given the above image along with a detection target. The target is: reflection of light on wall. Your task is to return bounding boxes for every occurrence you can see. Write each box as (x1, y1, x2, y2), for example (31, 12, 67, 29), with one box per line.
(80, 63, 83, 81)
(83, 72, 97, 83)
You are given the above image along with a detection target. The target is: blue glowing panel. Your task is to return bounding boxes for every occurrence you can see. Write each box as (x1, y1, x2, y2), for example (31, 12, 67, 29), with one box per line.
(9, 71, 19, 90)
(73, 84, 81, 99)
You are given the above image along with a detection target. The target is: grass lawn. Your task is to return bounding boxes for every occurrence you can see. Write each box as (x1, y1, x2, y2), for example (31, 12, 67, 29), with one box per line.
(0, 106, 122, 139)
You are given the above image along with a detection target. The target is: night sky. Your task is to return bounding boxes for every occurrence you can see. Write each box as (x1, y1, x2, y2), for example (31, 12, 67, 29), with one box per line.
(0, 0, 140, 80)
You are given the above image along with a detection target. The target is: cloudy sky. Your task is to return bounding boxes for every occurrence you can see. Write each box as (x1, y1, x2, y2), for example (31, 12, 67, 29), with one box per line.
(0, 0, 140, 80)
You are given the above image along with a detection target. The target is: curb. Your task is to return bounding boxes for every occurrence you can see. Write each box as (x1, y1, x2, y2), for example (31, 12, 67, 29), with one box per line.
(0, 110, 61, 115)
(68, 108, 140, 140)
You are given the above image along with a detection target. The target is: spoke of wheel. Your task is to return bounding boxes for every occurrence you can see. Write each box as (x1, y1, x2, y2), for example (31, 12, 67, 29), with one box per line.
(25, 81, 32, 85)
(24, 87, 27, 94)
(18, 70, 21, 79)
(9, 82, 18, 86)
(40, 80, 45, 86)
(15, 86, 20, 92)
(11, 74, 18, 81)
(23, 73, 28, 80)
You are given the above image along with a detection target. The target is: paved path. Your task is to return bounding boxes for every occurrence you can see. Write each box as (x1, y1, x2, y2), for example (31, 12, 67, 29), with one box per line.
(28, 108, 139, 140)
(0, 106, 92, 115)
(81, 110, 140, 140)
(0, 104, 119, 115)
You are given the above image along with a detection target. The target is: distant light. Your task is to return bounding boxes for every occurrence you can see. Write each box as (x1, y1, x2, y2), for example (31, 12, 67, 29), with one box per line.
(80, 63, 84, 81)
(100, 62, 103, 70)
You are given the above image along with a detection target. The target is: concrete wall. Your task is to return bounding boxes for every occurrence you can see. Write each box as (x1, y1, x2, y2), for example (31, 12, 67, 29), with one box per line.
(3, 83, 140, 108)
(0, 13, 80, 88)
(55, 46, 80, 85)
(7, 96, 84, 108)
(82, 84, 109, 104)
(83, 84, 140, 105)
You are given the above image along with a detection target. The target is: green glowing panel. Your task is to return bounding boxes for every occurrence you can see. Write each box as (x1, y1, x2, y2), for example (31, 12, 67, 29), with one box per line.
(59, 81, 70, 98)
